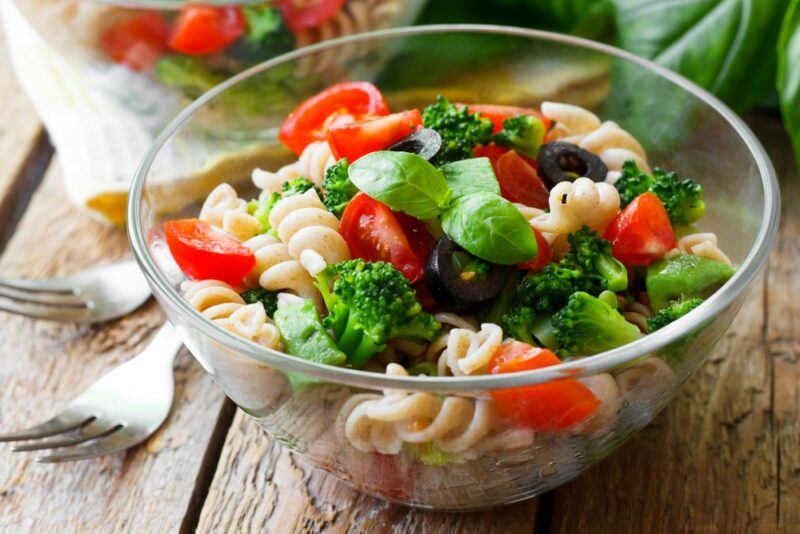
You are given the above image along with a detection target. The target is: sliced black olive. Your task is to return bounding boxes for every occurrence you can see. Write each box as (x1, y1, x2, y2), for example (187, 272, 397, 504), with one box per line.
(537, 141, 607, 184)
(424, 236, 512, 309)
(388, 128, 442, 161)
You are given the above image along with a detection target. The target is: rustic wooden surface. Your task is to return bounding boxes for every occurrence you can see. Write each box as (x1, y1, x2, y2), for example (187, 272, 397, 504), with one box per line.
(0, 32, 799, 534)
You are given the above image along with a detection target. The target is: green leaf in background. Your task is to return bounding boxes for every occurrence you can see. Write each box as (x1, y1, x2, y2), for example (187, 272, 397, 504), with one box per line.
(613, 0, 790, 112)
(778, 0, 800, 164)
(495, 0, 615, 39)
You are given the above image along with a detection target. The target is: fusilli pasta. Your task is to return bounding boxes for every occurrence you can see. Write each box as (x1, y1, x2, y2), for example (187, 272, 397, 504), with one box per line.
(253, 141, 335, 191)
(541, 101, 650, 181)
(336, 363, 533, 457)
(666, 233, 732, 266)
(244, 189, 348, 309)
(437, 324, 503, 376)
(531, 177, 620, 236)
(199, 183, 262, 242)
(181, 280, 281, 349)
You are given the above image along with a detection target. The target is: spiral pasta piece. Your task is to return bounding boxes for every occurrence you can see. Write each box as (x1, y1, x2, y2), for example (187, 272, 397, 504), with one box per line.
(243, 189, 349, 308)
(181, 280, 281, 349)
(666, 233, 732, 266)
(254, 141, 336, 191)
(541, 102, 650, 180)
(437, 324, 503, 376)
(199, 183, 262, 242)
(294, 0, 403, 74)
(336, 364, 532, 456)
(531, 177, 620, 236)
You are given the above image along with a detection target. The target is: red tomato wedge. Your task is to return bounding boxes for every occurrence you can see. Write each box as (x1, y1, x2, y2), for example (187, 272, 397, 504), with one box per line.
(489, 342, 600, 431)
(517, 228, 552, 271)
(604, 192, 677, 266)
(280, 82, 390, 155)
(165, 219, 255, 286)
(339, 193, 427, 283)
(463, 104, 552, 134)
(101, 12, 169, 71)
(168, 6, 244, 55)
(277, 0, 345, 31)
(327, 109, 422, 162)
(495, 150, 550, 209)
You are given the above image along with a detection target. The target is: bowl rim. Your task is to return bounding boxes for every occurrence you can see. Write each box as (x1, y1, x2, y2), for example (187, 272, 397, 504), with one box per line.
(127, 24, 780, 394)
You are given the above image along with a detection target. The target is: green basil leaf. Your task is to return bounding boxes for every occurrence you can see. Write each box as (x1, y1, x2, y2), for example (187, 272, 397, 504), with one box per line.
(441, 192, 538, 265)
(349, 151, 451, 219)
(613, 0, 789, 112)
(439, 157, 500, 199)
(779, 0, 800, 167)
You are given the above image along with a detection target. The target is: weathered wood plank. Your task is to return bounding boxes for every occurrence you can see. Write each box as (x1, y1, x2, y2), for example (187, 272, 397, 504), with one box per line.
(0, 23, 49, 247)
(549, 113, 792, 533)
(760, 114, 800, 532)
(0, 161, 229, 533)
(196, 411, 539, 533)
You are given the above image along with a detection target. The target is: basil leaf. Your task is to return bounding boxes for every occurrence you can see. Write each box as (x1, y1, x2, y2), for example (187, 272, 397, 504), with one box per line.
(439, 157, 500, 199)
(613, 0, 789, 112)
(349, 151, 451, 219)
(441, 192, 538, 265)
(779, 0, 800, 167)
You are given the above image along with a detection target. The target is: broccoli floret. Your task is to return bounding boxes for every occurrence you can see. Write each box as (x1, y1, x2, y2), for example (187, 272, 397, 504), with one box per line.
(281, 176, 318, 197)
(316, 260, 441, 368)
(501, 306, 538, 345)
(422, 96, 493, 165)
(155, 55, 225, 100)
(614, 161, 705, 225)
(552, 292, 643, 356)
(240, 287, 279, 317)
(561, 227, 628, 292)
(493, 115, 546, 158)
(509, 227, 627, 315)
(247, 192, 281, 233)
(647, 298, 704, 332)
(321, 158, 357, 217)
(227, 6, 295, 65)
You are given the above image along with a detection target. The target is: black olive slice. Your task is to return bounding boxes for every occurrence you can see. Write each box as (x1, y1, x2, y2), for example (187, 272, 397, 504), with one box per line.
(536, 141, 608, 184)
(424, 236, 512, 309)
(388, 128, 442, 161)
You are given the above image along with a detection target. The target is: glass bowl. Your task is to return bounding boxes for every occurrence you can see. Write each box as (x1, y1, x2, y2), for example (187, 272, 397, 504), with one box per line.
(10, 0, 426, 128)
(127, 25, 779, 510)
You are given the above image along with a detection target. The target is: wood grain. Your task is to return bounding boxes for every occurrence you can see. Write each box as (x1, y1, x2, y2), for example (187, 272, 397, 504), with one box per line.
(548, 114, 796, 533)
(196, 411, 539, 533)
(0, 161, 228, 533)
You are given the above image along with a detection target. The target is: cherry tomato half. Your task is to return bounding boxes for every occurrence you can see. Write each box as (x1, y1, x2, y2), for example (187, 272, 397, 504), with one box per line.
(517, 228, 552, 271)
(464, 104, 552, 134)
(495, 150, 549, 209)
(489, 341, 600, 431)
(101, 12, 170, 71)
(327, 109, 422, 162)
(165, 219, 255, 286)
(277, 0, 345, 31)
(280, 82, 389, 155)
(604, 192, 677, 266)
(339, 193, 427, 283)
(168, 6, 244, 56)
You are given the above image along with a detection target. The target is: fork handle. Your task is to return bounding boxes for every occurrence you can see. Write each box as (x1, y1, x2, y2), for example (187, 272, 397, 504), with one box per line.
(137, 323, 183, 368)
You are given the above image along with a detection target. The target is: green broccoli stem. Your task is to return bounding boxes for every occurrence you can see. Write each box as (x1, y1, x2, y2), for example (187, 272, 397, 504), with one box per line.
(596, 256, 628, 292)
(337, 312, 365, 355)
(347, 335, 385, 369)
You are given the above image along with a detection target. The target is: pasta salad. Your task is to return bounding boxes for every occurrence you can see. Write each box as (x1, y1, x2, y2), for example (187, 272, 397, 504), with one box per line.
(164, 81, 736, 460)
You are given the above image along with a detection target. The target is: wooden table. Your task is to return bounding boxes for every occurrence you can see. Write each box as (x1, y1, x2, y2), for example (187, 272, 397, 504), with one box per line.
(0, 35, 798, 534)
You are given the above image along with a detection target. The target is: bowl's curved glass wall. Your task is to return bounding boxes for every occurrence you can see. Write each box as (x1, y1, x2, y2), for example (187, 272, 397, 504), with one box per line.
(132, 28, 775, 509)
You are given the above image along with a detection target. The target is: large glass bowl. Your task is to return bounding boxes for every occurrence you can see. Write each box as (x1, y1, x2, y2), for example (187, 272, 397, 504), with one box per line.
(127, 25, 779, 510)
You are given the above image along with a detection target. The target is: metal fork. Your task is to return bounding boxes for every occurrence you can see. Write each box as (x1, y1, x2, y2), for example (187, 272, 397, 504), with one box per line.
(0, 260, 151, 323)
(0, 323, 182, 462)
